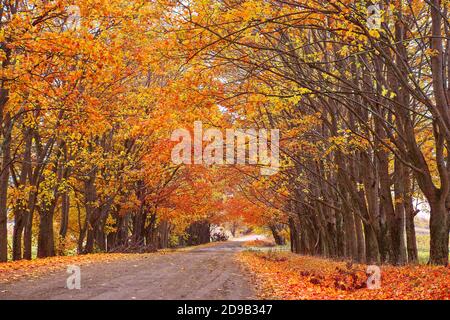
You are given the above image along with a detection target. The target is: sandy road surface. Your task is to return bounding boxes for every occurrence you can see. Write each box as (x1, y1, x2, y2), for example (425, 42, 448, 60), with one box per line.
(0, 241, 255, 300)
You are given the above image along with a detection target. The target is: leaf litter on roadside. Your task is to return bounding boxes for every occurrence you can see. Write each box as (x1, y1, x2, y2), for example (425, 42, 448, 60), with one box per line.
(238, 251, 450, 300)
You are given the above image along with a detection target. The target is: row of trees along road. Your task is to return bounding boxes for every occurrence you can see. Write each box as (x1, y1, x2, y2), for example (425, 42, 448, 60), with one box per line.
(173, 0, 450, 265)
(1, 0, 449, 266)
(0, 0, 226, 262)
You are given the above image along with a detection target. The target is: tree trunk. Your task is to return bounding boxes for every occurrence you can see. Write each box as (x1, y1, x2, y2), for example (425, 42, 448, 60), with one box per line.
(83, 174, 97, 254)
(37, 207, 55, 258)
(344, 209, 358, 260)
(355, 214, 366, 263)
(23, 210, 34, 260)
(404, 171, 418, 264)
(186, 220, 210, 246)
(269, 224, 286, 245)
(12, 213, 25, 260)
(0, 110, 11, 262)
(58, 192, 70, 254)
(392, 159, 407, 265)
(157, 220, 170, 249)
(289, 217, 301, 254)
(12, 131, 32, 260)
(363, 223, 380, 264)
(429, 199, 449, 265)
(405, 204, 418, 264)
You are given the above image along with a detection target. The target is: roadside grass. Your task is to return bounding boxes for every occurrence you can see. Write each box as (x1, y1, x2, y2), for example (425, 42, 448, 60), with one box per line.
(416, 234, 450, 264)
(168, 241, 220, 252)
(243, 243, 290, 253)
(242, 239, 276, 248)
(417, 234, 430, 264)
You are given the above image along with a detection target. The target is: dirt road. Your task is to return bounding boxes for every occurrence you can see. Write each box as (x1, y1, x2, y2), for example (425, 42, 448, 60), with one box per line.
(0, 241, 255, 300)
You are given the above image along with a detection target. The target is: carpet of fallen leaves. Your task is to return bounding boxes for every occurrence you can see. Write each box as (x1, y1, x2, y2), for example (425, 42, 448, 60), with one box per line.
(238, 251, 450, 300)
(0, 253, 141, 284)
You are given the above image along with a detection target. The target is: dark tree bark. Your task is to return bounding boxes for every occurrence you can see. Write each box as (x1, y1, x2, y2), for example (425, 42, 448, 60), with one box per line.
(269, 223, 286, 245)
(186, 220, 211, 246)
(0, 106, 11, 262)
(37, 205, 56, 258)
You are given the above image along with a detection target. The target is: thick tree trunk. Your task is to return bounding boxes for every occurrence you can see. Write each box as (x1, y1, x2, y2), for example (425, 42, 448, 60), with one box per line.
(83, 174, 97, 254)
(0, 36, 12, 262)
(186, 220, 210, 246)
(0, 110, 11, 262)
(405, 204, 418, 264)
(404, 171, 418, 264)
(116, 214, 129, 247)
(22, 187, 38, 260)
(335, 210, 345, 257)
(429, 200, 449, 265)
(300, 227, 310, 255)
(428, 0, 450, 266)
(58, 192, 70, 254)
(12, 131, 32, 260)
(12, 213, 25, 260)
(269, 224, 286, 246)
(23, 210, 34, 260)
(363, 223, 380, 265)
(355, 215, 366, 263)
(343, 209, 358, 260)
(95, 216, 107, 252)
(59, 204, 69, 237)
(132, 210, 146, 245)
(157, 220, 170, 249)
(289, 217, 301, 254)
(392, 159, 407, 265)
(37, 208, 55, 258)
(85, 225, 96, 253)
(58, 145, 70, 245)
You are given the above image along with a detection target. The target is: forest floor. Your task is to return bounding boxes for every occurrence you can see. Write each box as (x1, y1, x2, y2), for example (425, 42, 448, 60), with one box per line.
(238, 249, 450, 300)
(0, 241, 254, 300)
